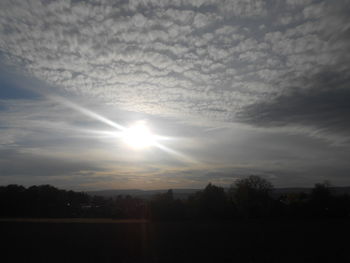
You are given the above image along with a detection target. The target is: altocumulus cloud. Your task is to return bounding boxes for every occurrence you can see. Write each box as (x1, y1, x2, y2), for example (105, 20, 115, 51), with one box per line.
(0, 0, 348, 129)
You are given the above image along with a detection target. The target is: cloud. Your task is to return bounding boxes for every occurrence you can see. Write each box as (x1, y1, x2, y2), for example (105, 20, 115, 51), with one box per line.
(286, 0, 313, 6)
(0, 0, 280, 123)
(1, 0, 350, 188)
(0, 149, 104, 177)
(237, 69, 350, 136)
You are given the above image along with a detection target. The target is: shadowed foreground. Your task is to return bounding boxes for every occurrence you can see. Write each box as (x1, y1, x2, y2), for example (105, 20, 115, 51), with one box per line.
(1, 219, 350, 263)
(0, 218, 148, 223)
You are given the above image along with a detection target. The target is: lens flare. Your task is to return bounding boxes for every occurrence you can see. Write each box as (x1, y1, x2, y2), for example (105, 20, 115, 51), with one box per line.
(46, 95, 196, 162)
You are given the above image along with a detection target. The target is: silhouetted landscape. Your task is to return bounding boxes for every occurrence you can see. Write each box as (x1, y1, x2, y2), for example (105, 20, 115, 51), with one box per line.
(1, 176, 350, 262)
(2, 176, 350, 220)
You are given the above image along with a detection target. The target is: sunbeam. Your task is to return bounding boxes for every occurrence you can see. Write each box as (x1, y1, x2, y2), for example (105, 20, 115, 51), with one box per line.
(48, 95, 126, 131)
(47, 95, 195, 163)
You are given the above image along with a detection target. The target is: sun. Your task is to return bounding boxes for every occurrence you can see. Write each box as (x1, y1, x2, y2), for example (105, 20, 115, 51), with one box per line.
(122, 121, 156, 149)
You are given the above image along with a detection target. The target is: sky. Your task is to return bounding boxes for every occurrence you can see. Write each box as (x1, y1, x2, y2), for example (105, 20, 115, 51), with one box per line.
(0, 0, 350, 190)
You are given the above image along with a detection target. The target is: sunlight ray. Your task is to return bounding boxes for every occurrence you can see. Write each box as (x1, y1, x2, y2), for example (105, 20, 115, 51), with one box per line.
(47, 95, 195, 163)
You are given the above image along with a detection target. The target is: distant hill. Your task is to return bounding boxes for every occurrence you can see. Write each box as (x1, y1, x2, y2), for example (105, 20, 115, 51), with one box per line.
(87, 188, 200, 200)
(88, 186, 350, 199)
(271, 186, 350, 198)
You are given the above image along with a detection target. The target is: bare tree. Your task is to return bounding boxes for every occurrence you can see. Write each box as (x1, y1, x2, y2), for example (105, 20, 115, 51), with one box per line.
(229, 175, 274, 217)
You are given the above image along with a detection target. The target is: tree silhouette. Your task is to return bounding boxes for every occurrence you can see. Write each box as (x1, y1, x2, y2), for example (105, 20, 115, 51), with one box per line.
(188, 183, 230, 219)
(310, 181, 333, 217)
(150, 189, 186, 220)
(229, 175, 273, 218)
(311, 181, 331, 201)
(1, 179, 350, 220)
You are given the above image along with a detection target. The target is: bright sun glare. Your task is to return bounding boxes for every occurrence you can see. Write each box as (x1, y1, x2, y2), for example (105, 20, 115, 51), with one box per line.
(122, 121, 156, 149)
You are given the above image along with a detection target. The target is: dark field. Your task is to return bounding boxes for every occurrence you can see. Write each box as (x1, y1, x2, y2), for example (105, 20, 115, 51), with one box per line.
(1, 219, 350, 263)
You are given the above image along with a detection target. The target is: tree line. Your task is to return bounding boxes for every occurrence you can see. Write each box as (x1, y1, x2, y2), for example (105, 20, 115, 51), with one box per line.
(1, 176, 350, 220)
(0, 184, 145, 218)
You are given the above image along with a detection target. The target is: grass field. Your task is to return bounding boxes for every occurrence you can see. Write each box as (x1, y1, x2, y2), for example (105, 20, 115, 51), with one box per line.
(1, 218, 349, 262)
